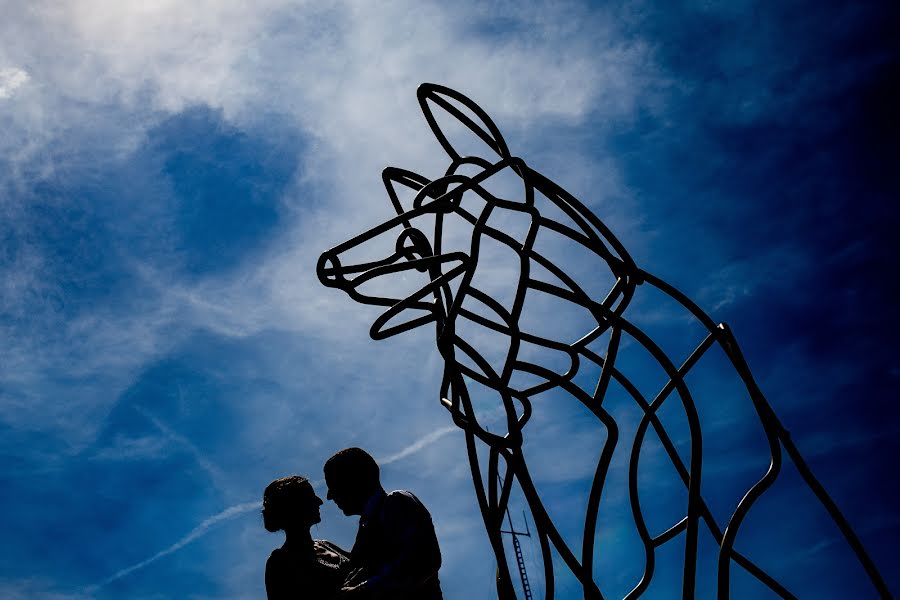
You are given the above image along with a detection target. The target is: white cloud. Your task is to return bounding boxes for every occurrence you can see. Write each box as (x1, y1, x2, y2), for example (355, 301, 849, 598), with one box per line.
(1, 0, 663, 410)
(2, 0, 658, 183)
(0, 67, 29, 99)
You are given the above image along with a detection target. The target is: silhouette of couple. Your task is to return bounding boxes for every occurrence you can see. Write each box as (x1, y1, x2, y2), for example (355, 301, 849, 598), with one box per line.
(263, 447, 443, 599)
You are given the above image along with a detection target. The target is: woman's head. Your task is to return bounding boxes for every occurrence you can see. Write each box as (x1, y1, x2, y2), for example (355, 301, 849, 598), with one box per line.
(262, 475, 323, 533)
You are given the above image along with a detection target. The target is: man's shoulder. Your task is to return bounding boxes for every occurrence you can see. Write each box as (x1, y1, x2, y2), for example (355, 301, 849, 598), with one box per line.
(380, 489, 434, 522)
(384, 489, 426, 509)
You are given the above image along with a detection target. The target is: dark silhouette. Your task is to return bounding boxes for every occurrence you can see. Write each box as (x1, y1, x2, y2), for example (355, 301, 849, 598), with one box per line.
(263, 475, 349, 600)
(324, 447, 443, 599)
(316, 83, 891, 598)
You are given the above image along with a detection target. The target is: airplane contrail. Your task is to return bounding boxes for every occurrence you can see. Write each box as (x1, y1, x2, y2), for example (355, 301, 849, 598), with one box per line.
(377, 425, 457, 465)
(85, 500, 262, 593)
(88, 424, 459, 591)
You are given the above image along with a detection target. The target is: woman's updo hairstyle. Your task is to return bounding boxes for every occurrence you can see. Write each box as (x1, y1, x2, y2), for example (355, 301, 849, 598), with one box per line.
(263, 475, 311, 532)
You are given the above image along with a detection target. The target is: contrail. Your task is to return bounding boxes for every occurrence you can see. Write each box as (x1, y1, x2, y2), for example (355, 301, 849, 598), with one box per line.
(377, 425, 457, 464)
(135, 405, 231, 494)
(85, 500, 261, 593)
(88, 424, 459, 591)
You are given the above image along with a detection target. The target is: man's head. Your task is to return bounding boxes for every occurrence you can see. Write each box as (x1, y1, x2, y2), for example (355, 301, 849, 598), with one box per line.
(324, 447, 381, 516)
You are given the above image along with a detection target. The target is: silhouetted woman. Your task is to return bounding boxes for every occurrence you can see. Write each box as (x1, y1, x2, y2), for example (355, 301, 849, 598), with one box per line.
(263, 475, 349, 599)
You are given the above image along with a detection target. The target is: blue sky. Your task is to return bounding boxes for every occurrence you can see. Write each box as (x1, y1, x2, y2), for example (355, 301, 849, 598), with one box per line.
(1, 1, 897, 598)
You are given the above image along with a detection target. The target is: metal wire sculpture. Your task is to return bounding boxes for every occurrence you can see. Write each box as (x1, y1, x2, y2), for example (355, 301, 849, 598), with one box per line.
(316, 84, 890, 599)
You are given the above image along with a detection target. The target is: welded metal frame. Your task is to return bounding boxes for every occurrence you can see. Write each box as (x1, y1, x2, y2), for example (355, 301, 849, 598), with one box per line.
(316, 83, 890, 599)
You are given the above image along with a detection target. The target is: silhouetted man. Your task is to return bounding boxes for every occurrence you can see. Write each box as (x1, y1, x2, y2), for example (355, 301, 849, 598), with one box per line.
(324, 447, 443, 599)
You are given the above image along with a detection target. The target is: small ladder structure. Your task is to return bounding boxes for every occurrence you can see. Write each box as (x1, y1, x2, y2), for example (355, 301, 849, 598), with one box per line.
(501, 509, 534, 600)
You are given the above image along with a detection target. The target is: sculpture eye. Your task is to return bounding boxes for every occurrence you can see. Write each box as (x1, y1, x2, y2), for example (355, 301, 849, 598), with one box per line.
(396, 228, 433, 271)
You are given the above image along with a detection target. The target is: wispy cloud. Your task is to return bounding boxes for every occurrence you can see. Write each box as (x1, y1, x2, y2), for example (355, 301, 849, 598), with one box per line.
(0, 0, 658, 445)
(0, 66, 29, 99)
(133, 405, 232, 494)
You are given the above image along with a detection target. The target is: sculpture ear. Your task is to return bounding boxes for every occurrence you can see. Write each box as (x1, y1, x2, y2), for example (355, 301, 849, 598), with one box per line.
(418, 83, 510, 163)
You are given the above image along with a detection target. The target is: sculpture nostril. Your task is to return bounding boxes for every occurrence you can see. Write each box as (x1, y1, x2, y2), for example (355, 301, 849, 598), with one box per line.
(316, 252, 344, 287)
